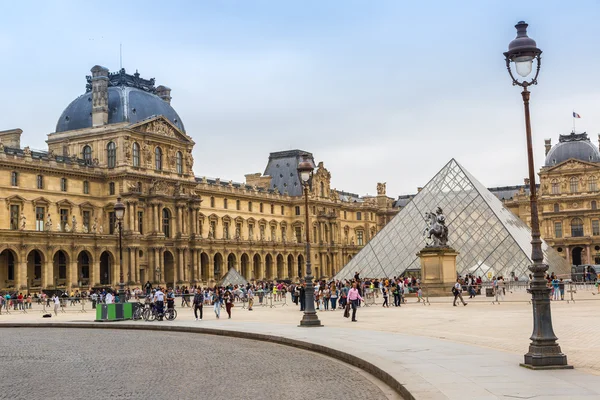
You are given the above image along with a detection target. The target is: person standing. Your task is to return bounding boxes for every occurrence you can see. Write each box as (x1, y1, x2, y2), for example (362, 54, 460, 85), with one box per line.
(153, 287, 165, 320)
(382, 286, 389, 308)
(105, 291, 114, 304)
(193, 288, 203, 320)
(213, 288, 222, 319)
(330, 285, 338, 311)
(347, 282, 363, 322)
(247, 287, 254, 311)
(52, 294, 60, 316)
(298, 283, 305, 311)
(453, 280, 467, 306)
(224, 290, 234, 319)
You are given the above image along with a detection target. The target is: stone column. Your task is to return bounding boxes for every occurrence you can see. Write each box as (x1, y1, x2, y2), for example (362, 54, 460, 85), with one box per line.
(134, 249, 139, 283)
(176, 206, 182, 237)
(44, 259, 54, 289)
(565, 247, 570, 264)
(17, 257, 27, 291)
(190, 209, 196, 236)
(208, 254, 215, 282)
(586, 245, 591, 264)
(178, 248, 184, 284)
(128, 248, 134, 283)
(68, 259, 78, 290)
(154, 248, 161, 283)
(92, 256, 100, 287)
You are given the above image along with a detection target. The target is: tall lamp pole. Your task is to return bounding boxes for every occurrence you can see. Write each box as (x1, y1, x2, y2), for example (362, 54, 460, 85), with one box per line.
(504, 21, 570, 369)
(114, 198, 126, 304)
(297, 154, 322, 327)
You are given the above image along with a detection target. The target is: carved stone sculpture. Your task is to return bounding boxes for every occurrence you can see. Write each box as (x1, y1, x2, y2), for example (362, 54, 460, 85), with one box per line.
(45, 214, 52, 231)
(377, 182, 387, 195)
(424, 207, 449, 247)
(19, 213, 26, 230)
(71, 216, 77, 233)
(23, 146, 31, 157)
(234, 226, 241, 240)
(208, 224, 215, 239)
(64, 223, 71, 233)
(91, 217, 97, 233)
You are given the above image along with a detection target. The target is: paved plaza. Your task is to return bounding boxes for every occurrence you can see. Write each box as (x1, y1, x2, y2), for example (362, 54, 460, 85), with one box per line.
(1, 289, 600, 399)
(0, 328, 394, 400)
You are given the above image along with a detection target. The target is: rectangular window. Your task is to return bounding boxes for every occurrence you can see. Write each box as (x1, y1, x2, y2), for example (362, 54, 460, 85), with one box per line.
(295, 206, 301, 216)
(36, 207, 45, 231)
(109, 212, 116, 235)
(260, 203, 264, 213)
(295, 227, 302, 243)
(109, 182, 115, 195)
(236, 200, 241, 211)
(9, 205, 19, 230)
(593, 220, 600, 236)
(83, 211, 91, 232)
(138, 211, 144, 234)
(270, 204, 274, 214)
(37, 175, 43, 189)
(249, 224, 254, 239)
(248, 202, 253, 212)
(60, 209, 68, 231)
(357, 231, 364, 246)
(554, 222, 562, 238)
(61, 178, 67, 192)
(11, 172, 18, 186)
(210, 197, 215, 207)
(224, 198, 228, 209)
(83, 180, 89, 194)
(281, 205, 284, 215)
(344, 211, 347, 219)
(357, 212, 362, 221)
(224, 222, 229, 239)
(313, 227, 317, 243)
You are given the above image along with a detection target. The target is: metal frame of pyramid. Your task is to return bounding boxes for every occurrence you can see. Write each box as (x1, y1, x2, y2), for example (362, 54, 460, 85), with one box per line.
(335, 159, 569, 281)
(219, 267, 249, 287)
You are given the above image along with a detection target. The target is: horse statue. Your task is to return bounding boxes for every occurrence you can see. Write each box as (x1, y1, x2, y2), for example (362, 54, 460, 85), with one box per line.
(424, 207, 449, 247)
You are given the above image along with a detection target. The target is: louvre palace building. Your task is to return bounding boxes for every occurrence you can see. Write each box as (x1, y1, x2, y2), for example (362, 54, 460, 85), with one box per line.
(0, 65, 398, 292)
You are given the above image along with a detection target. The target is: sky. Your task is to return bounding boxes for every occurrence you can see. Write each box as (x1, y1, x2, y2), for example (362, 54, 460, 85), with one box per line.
(1, 0, 599, 198)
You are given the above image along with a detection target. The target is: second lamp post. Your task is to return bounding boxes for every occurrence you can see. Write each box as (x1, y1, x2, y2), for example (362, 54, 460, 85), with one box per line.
(114, 197, 126, 304)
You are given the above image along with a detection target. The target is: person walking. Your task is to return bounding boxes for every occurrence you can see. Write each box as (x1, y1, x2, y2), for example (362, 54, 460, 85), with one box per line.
(52, 294, 60, 316)
(330, 285, 338, 310)
(224, 290, 234, 319)
(193, 287, 203, 320)
(213, 288, 222, 319)
(382, 286, 389, 308)
(453, 279, 467, 306)
(347, 282, 363, 322)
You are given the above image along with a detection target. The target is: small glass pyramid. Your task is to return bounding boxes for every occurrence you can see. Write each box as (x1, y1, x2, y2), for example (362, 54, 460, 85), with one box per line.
(336, 159, 569, 281)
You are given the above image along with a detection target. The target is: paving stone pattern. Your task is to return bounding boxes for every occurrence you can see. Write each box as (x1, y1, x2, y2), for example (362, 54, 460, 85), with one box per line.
(0, 328, 387, 400)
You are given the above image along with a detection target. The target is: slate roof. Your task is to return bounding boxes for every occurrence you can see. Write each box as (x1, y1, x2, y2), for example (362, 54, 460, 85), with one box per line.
(263, 150, 314, 197)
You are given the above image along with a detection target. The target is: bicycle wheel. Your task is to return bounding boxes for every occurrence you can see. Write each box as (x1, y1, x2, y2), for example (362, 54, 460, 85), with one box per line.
(165, 309, 177, 321)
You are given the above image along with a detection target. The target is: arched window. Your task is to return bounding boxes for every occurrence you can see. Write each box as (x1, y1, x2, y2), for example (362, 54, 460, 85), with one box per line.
(107, 142, 116, 168)
(155, 147, 163, 171)
(570, 177, 578, 193)
(553, 203, 559, 213)
(589, 176, 597, 192)
(551, 179, 560, 195)
(592, 201, 597, 210)
(176, 151, 183, 174)
(571, 218, 584, 237)
(83, 145, 92, 165)
(132, 142, 140, 167)
(320, 182, 325, 197)
(162, 208, 171, 238)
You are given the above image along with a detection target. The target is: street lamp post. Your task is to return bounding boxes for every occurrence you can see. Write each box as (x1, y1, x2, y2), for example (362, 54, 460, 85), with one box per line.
(114, 197, 126, 304)
(504, 21, 570, 369)
(297, 154, 322, 327)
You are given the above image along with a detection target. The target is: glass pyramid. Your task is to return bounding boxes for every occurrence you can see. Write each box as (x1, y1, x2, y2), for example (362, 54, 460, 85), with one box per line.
(336, 159, 569, 281)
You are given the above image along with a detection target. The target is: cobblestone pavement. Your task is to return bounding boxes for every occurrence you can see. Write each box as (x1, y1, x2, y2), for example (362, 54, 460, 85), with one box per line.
(0, 328, 388, 400)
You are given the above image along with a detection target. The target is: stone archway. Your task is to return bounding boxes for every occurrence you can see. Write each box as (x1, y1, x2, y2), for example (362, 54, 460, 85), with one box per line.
(99, 251, 112, 285)
(200, 252, 209, 282)
(54, 250, 69, 287)
(287, 254, 294, 279)
(297, 254, 304, 279)
(164, 250, 175, 288)
(241, 253, 250, 280)
(572, 247, 584, 266)
(0, 249, 18, 289)
(214, 253, 223, 280)
(276, 254, 284, 280)
(77, 250, 92, 287)
(27, 249, 44, 288)
(265, 254, 273, 281)
(227, 253, 237, 271)
(253, 254, 262, 281)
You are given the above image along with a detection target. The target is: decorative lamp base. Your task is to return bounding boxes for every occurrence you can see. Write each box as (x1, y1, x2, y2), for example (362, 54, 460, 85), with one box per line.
(299, 312, 322, 327)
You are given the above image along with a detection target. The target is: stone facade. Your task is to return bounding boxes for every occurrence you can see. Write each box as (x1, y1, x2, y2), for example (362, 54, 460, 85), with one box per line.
(0, 66, 398, 292)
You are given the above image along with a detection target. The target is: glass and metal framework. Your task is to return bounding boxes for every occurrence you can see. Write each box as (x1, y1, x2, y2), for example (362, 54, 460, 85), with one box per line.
(335, 159, 569, 281)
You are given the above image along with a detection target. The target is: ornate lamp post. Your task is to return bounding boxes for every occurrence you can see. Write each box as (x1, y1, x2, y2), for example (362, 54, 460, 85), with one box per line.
(297, 154, 322, 327)
(504, 21, 570, 369)
(114, 197, 126, 303)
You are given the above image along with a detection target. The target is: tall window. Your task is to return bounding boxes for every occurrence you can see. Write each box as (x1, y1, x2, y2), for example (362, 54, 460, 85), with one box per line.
(248, 202, 253, 212)
(281, 205, 284, 215)
(271, 204, 274, 214)
(590, 176, 597, 192)
(571, 218, 584, 237)
(592, 201, 598, 210)
(570, 177, 578, 193)
(357, 212, 362, 221)
(83, 180, 89, 194)
(57, 252, 66, 279)
(295, 227, 302, 243)
(176, 151, 183, 174)
(224, 222, 230, 239)
(37, 175, 43, 189)
(162, 208, 171, 238)
(593, 220, 600, 236)
(109, 182, 115, 195)
(260, 203, 264, 213)
(83, 145, 92, 165)
(224, 198, 228, 209)
(132, 142, 140, 167)
(554, 222, 562, 238)
(107, 142, 116, 168)
(61, 178, 67, 192)
(554, 203, 559, 213)
(210, 197, 215, 207)
(9, 205, 19, 230)
(35, 207, 45, 231)
(551, 180, 560, 194)
(82, 211, 90, 232)
(138, 211, 144, 234)
(11, 171, 18, 186)
(108, 211, 116, 235)
(155, 147, 163, 171)
(357, 230, 364, 246)
(344, 211, 347, 219)
(236, 200, 241, 211)
(60, 209, 68, 231)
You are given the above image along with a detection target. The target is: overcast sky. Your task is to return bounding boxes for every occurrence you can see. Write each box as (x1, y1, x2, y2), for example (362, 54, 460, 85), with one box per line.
(1, 1, 599, 198)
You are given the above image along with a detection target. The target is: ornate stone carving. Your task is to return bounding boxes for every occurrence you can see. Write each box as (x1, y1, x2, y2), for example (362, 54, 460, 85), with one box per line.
(185, 150, 194, 170)
(208, 224, 215, 239)
(234, 226, 241, 240)
(167, 147, 176, 168)
(23, 147, 31, 157)
(424, 207, 449, 247)
(143, 142, 152, 168)
(149, 179, 168, 195)
(91, 217, 98, 233)
(19, 213, 26, 230)
(377, 182, 387, 195)
(142, 120, 175, 137)
(71, 215, 77, 233)
(45, 214, 52, 231)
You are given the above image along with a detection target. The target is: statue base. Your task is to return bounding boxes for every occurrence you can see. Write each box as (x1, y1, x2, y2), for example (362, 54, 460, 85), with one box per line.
(417, 246, 459, 297)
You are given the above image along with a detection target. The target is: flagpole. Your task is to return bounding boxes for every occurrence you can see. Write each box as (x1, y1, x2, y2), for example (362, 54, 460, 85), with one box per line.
(573, 109, 575, 133)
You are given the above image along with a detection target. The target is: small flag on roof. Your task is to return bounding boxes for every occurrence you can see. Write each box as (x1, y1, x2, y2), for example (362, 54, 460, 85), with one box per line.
(573, 112, 582, 118)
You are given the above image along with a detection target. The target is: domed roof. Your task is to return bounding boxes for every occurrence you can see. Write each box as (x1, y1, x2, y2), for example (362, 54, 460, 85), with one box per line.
(56, 68, 185, 133)
(545, 132, 600, 166)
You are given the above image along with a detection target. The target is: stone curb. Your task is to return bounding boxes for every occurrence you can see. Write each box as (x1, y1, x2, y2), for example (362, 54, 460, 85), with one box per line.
(1, 322, 414, 400)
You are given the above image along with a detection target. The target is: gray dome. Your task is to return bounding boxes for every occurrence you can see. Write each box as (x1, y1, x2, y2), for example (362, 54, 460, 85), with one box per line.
(545, 132, 600, 166)
(56, 86, 185, 133)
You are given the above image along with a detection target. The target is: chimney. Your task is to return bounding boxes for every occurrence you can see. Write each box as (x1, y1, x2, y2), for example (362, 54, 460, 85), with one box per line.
(0, 129, 23, 148)
(544, 139, 551, 155)
(156, 85, 172, 104)
(90, 65, 109, 127)
(524, 178, 530, 186)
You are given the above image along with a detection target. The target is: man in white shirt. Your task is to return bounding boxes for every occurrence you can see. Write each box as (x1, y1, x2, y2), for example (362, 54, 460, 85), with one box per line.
(453, 280, 467, 306)
(154, 288, 165, 320)
(105, 292, 114, 304)
(52, 294, 60, 316)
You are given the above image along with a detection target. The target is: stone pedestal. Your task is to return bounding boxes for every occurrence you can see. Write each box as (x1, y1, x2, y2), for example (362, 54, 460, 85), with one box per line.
(416, 246, 459, 296)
